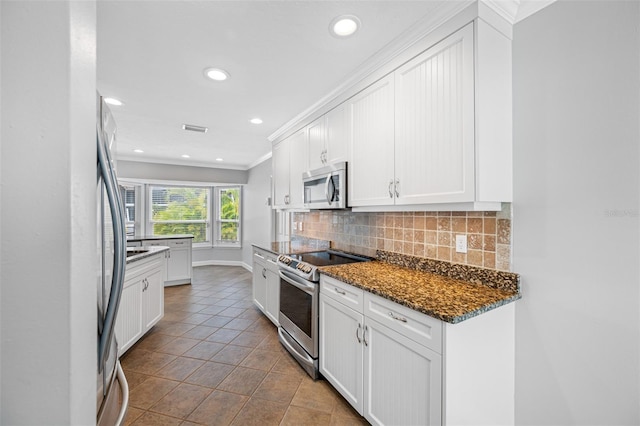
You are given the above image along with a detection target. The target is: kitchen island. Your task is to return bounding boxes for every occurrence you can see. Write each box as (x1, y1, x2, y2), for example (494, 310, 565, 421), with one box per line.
(117, 245, 169, 356)
(127, 234, 193, 286)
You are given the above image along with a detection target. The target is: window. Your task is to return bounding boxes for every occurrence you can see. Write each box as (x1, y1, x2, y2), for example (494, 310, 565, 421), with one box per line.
(149, 185, 210, 244)
(215, 186, 241, 246)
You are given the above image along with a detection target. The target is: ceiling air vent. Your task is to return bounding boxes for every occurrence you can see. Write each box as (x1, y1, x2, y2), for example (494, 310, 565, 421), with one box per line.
(182, 124, 208, 133)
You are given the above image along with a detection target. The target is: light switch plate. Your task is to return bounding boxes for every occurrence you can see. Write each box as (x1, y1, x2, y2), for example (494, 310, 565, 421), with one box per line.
(455, 234, 468, 253)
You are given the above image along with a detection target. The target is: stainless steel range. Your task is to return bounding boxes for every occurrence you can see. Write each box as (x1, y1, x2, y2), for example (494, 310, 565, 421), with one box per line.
(277, 250, 370, 379)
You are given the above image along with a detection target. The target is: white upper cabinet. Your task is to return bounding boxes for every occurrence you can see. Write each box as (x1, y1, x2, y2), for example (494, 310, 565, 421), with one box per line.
(272, 138, 290, 209)
(272, 129, 307, 209)
(348, 75, 395, 207)
(308, 103, 350, 171)
(288, 128, 307, 208)
(394, 23, 474, 205)
(325, 103, 350, 166)
(307, 117, 326, 171)
(272, 11, 512, 211)
(348, 21, 511, 211)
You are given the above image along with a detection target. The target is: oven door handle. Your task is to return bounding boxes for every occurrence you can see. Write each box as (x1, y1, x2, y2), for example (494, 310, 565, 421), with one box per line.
(278, 270, 316, 295)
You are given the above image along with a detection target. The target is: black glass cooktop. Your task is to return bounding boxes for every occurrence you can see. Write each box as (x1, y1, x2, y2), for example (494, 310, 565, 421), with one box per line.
(288, 250, 369, 267)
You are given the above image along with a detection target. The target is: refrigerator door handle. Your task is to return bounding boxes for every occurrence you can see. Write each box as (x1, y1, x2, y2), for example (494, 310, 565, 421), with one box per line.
(97, 130, 127, 371)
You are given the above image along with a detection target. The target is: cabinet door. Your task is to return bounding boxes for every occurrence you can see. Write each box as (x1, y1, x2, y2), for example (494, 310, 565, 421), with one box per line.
(363, 318, 442, 426)
(264, 267, 280, 326)
(287, 128, 308, 208)
(325, 103, 350, 165)
(307, 116, 326, 170)
(166, 246, 190, 281)
(272, 139, 290, 208)
(115, 278, 143, 356)
(142, 267, 164, 330)
(252, 254, 267, 312)
(394, 24, 474, 205)
(319, 294, 364, 414)
(349, 74, 395, 207)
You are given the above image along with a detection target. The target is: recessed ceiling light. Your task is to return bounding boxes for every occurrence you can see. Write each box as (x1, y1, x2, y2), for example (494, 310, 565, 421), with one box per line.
(250, 118, 263, 125)
(133, 149, 144, 153)
(204, 68, 229, 81)
(104, 97, 123, 106)
(181, 154, 190, 158)
(216, 158, 223, 162)
(330, 15, 361, 37)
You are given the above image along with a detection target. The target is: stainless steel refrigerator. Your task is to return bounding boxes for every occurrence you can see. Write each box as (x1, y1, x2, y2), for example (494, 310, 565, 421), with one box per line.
(96, 94, 129, 425)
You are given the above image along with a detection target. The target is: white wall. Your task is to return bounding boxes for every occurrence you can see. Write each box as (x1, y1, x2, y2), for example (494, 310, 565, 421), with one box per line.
(512, 1, 640, 424)
(242, 158, 273, 268)
(119, 159, 248, 184)
(0, 1, 96, 423)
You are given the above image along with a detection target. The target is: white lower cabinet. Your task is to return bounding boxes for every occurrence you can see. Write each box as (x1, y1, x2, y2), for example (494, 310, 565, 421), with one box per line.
(320, 276, 441, 425)
(252, 247, 280, 326)
(116, 252, 166, 356)
(320, 275, 515, 426)
(142, 238, 192, 286)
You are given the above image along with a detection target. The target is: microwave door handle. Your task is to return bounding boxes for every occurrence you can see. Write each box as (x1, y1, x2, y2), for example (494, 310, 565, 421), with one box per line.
(324, 173, 335, 204)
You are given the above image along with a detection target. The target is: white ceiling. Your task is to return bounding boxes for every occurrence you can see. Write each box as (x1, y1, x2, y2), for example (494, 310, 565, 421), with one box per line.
(97, 1, 447, 170)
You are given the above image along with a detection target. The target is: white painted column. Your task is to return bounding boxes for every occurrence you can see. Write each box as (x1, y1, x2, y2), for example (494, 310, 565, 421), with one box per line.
(1, 1, 96, 424)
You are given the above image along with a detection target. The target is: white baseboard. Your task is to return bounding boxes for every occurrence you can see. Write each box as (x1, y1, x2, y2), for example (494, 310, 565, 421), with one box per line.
(192, 260, 253, 272)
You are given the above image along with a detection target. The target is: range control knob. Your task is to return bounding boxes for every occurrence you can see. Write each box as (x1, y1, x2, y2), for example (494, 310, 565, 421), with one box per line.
(278, 255, 291, 265)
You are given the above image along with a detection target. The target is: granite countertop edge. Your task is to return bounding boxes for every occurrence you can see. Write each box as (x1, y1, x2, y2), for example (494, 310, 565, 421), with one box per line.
(319, 266, 521, 324)
(126, 245, 169, 264)
(127, 234, 194, 241)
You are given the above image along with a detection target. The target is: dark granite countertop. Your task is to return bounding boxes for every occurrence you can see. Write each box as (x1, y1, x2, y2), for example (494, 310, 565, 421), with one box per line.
(127, 234, 194, 241)
(320, 251, 520, 324)
(126, 245, 169, 264)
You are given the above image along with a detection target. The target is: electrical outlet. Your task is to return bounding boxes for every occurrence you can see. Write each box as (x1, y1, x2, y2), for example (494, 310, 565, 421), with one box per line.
(455, 234, 468, 253)
(299, 222, 303, 231)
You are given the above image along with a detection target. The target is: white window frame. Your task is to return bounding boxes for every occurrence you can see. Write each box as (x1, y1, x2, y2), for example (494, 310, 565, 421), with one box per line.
(147, 184, 212, 247)
(214, 186, 242, 248)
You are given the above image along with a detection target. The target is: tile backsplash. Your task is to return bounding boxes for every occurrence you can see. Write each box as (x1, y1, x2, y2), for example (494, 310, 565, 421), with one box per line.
(291, 203, 512, 271)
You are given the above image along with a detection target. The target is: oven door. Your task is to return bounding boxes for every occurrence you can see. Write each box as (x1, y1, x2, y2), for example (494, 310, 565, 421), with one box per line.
(278, 269, 318, 358)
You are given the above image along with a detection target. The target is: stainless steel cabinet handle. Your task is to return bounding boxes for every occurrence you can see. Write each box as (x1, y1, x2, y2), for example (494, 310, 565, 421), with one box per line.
(388, 311, 407, 322)
(262, 268, 266, 279)
(363, 325, 369, 346)
(356, 323, 362, 343)
(388, 180, 394, 198)
(394, 179, 400, 198)
(175, 241, 184, 245)
(335, 287, 346, 295)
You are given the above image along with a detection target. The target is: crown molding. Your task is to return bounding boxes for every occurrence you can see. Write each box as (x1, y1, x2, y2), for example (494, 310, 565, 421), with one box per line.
(481, 0, 521, 24)
(247, 151, 272, 170)
(514, 0, 556, 23)
(116, 154, 249, 171)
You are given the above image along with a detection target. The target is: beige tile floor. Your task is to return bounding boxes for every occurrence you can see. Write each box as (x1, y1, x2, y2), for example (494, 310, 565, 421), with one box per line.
(121, 265, 369, 426)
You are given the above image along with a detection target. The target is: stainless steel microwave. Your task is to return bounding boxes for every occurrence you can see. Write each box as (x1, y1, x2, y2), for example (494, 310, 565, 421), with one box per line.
(302, 162, 347, 209)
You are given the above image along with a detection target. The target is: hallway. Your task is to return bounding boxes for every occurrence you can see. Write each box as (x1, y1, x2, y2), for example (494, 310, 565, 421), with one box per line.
(121, 265, 367, 425)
